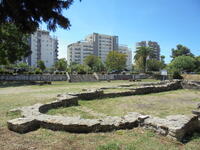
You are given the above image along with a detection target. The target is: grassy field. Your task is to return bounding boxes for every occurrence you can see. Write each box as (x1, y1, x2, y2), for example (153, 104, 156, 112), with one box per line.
(48, 89, 200, 118)
(0, 80, 200, 150)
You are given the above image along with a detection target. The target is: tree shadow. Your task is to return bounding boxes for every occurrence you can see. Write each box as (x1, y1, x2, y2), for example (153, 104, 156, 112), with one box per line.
(0, 81, 50, 88)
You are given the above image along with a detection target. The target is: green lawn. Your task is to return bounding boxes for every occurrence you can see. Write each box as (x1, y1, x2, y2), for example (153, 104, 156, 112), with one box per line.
(0, 80, 200, 150)
(48, 89, 200, 118)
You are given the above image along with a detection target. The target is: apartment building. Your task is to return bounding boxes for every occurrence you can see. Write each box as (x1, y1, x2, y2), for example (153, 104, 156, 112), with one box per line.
(67, 41, 93, 64)
(136, 41, 160, 60)
(67, 33, 132, 70)
(27, 29, 58, 68)
(85, 33, 118, 62)
(118, 45, 132, 70)
(68, 33, 118, 64)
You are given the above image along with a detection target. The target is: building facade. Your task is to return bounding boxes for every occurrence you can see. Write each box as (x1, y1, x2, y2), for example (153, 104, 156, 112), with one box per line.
(67, 41, 93, 64)
(27, 29, 58, 68)
(85, 33, 119, 62)
(136, 41, 160, 60)
(67, 33, 132, 70)
(118, 45, 132, 70)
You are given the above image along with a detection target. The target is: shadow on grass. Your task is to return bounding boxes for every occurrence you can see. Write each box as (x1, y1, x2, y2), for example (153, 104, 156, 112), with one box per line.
(0, 81, 50, 88)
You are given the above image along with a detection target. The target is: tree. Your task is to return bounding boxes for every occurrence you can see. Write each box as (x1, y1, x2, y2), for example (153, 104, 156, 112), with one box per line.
(84, 55, 99, 69)
(76, 64, 91, 74)
(16, 62, 30, 73)
(194, 56, 200, 72)
(0, 0, 81, 33)
(105, 51, 127, 72)
(168, 56, 196, 73)
(55, 58, 68, 71)
(134, 46, 153, 73)
(0, 23, 31, 65)
(67, 62, 77, 73)
(37, 60, 46, 71)
(147, 59, 163, 71)
(84, 55, 105, 72)
(17, 63, 29, 70)
(68, 63, 91, 74)
(171, 44, 194, 59)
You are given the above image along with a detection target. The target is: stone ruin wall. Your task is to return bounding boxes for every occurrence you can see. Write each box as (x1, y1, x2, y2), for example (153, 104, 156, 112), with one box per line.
(7, 80, 200, 142)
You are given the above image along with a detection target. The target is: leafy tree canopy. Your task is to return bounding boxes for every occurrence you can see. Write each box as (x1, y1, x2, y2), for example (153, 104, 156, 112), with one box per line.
(84, 55, 105, 72)
(55, 58, 68, 71)
(147, 59, 164, 71)
(84, 55, 99, 68)
(68, 63, 91, 74)
(106, 51, 127, 72)
(194, 56, 200, 72)
(0, 23, 31, 65)
(37, 60, 46, 71)
(0, 0, 81, 33)
(17, 62, 29, 69)
(171, 44, 194, 59)
(168, 56, 196, 73)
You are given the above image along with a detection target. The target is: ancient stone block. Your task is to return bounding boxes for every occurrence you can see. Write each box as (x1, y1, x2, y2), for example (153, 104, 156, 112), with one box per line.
(7, 118, 39, 133)
(143, 115, 199, 141)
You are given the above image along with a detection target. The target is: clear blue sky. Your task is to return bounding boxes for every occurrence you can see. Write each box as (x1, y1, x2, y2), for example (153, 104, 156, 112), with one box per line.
(43, 0, 200, 63)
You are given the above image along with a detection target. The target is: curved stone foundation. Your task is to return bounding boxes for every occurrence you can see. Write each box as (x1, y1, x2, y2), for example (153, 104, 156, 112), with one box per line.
(7, 80, 200, 142)
(182, 80, 200, 89)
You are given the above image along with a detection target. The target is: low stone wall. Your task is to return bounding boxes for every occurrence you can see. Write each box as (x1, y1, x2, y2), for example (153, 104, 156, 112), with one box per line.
(100, 81, 171, 90)
(100, 80, 182, 98)
(0, 73, 150, 82)
(68, 74, 97, 82)
(0, 74, 68, 81)
(7, 80, 200, 142)
(97, 74, 149, 81)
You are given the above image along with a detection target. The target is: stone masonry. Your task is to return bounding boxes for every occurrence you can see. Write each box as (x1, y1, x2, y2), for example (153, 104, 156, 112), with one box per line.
(7, 80, 200, 142)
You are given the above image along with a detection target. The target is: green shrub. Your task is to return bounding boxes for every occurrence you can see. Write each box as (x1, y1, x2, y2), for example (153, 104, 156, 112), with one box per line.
(28, 71, 34, 75)
(0, 68, 5, 74)
(35, 68, 42, 74)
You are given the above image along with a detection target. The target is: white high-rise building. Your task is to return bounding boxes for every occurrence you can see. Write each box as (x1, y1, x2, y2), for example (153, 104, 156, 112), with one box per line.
(118, 45, 132, 70)
(27, 29, 58, 68)
(67, 33, 118, 64)
(67, 41, 93, 65)
(67, 33, 133, 70)
(85, 33, 118, 62)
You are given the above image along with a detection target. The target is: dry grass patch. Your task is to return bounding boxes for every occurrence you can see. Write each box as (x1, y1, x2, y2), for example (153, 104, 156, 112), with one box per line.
(0, 127, 200, 150)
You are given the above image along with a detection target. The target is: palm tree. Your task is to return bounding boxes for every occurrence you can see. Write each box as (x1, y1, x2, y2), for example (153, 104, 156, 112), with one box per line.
(134, 46, 153, 73)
